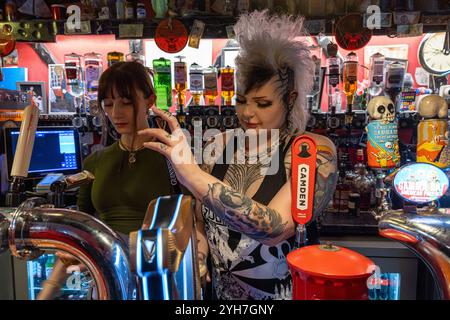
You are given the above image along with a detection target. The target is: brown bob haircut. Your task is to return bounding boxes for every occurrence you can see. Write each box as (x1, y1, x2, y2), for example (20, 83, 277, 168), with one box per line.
(98, 61, 155, 132)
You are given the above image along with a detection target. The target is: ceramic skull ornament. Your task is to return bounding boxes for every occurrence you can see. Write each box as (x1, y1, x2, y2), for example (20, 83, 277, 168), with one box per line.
(418, 94, 448, 119)
(367, 96, 396, 123)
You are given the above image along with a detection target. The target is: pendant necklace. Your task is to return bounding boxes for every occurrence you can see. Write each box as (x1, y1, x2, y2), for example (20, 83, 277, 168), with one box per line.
(119, 140, 145, 164)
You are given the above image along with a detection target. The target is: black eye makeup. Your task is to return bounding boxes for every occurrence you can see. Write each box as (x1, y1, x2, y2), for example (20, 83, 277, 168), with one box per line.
(255, 100, 272, 108)
(235, 94, 246, 104)
(235, 98, 247, 104)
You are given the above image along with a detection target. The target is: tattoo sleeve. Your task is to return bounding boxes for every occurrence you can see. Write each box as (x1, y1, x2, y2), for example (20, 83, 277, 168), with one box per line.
(201, 183, 287, 242)
(313, 145, 338, 217)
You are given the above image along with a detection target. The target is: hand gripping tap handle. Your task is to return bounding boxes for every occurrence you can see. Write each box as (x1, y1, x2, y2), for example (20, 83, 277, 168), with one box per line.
(291, 135, 317, 248)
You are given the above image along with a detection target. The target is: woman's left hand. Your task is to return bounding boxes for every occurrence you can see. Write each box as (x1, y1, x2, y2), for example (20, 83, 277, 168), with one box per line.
(138, 106, 202, 186)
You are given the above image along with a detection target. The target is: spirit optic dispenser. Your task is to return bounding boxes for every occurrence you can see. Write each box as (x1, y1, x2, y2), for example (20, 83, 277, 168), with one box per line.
(189, 62, 203, 106)
(343, 52, 358, 125)
(220, 65, 235, 106)
(174, 55, 187, 107)
(203, 66, 218, 106)
(327, 43, 342, 114)
(368, 52, 385, 97)
(153, 57, 172, 111)
(84, 52, 102, 101)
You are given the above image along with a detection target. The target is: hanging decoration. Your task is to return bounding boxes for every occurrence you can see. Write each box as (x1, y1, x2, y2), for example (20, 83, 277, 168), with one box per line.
(155, 18, 188, 54)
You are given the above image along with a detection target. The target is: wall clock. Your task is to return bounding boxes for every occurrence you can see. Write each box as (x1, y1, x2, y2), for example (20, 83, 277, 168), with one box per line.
(418, 32, 450, 76)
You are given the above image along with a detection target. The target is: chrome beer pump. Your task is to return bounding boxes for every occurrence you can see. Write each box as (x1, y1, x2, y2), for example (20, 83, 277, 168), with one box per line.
(130, 195, 202, 300)
(0, 97, 134, 299)
(366, 95, 400, 219)
(0, 92, 201, 300)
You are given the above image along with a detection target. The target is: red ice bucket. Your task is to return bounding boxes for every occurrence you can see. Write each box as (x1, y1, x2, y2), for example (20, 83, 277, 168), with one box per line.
(287, 244, 375, 300)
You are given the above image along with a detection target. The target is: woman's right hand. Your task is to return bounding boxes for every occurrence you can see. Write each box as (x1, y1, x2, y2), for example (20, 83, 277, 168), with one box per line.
(55, 251, 87, 272)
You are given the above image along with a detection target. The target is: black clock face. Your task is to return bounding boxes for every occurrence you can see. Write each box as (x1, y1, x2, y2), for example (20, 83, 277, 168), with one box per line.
(419, 33, 450, 76)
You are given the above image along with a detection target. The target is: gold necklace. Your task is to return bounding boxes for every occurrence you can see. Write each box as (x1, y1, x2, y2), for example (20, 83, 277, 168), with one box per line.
(119, 140, 145, 164)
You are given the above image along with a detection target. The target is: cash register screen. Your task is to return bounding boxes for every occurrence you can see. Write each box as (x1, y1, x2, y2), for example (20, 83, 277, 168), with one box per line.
(4, 127, 82, 178)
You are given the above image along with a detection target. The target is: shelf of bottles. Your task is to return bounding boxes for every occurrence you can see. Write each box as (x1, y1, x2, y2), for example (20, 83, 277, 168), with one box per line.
(312, 46, 450, 217)
(150, 55, 239, 131)
(27, 253, 91, 300)
(1, 1, 448, 42)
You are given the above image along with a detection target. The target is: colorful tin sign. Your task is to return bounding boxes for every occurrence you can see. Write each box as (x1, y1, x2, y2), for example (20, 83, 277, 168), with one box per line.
(367, 120, 400, 169)
(393, 163, 449, 203)
(417, 119, 449, 168)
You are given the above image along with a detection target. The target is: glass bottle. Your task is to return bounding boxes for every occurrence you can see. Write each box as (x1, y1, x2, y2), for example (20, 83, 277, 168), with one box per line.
(368, 52, 385, 97)
(333, 154, 352, 214)
(327, 43, 342, 114)
(189, 62, 203, 106)
(385, 61, 405, 107)
(98, 0, 111, 20)
(343, 52, 359, 112)
(107, 51, 124, 67)
(174, 55, 187, 107)
(203, 66, 218, 106)
(152, 57, 172, 111)
(151, 0, 168, 18)
(220, 65, 235, 106)
(64, 53, 84, 112)
(116, 0, 125, 19)
(84, 52, 103, 101)
(352, 148, 376, 211)
(4, 0, 16, 22)
(125, 0, 134, 19)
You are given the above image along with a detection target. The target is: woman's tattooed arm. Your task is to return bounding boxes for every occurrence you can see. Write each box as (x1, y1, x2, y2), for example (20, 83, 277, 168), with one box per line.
(201, 182, 288, 243)
(313, 145, 338, 217)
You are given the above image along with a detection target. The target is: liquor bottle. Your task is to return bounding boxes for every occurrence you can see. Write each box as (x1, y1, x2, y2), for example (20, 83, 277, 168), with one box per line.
(352, 148, 376, 211)
(333, 154, 352, 213)
(327, 43, 342, 114)
(152, 57, 172, 111)
(64, 53, 84, 112)
(174, 56, 187, 126)
(4, 0, 16, 21)
(343, 52, 358, 125)
(385, 61, 405, 108)
(368, 52, 385, 97)
(151, 0, 168, 18)
(107, 51, 124, 67)
(189, 62, 203, 106)
(116, 0, 125, 19)
(203, 66, 218, 106)
(84, 52, 103, 101)
(220, 65, 235, 106)
(124, 0, 134, 19)
(98, 0, 111, 20)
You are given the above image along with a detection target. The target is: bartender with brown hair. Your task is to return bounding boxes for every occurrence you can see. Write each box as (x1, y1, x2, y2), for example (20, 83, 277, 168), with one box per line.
(38, 61, 175, 299)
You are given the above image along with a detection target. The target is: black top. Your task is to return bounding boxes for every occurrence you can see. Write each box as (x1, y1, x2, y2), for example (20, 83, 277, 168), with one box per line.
(202, 136, 319, 300)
